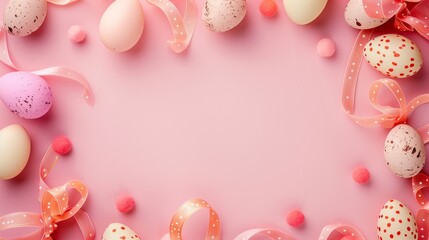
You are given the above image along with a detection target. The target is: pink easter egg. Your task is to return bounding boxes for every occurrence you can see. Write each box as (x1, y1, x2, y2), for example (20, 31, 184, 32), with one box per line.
(0, 71, 52, 119)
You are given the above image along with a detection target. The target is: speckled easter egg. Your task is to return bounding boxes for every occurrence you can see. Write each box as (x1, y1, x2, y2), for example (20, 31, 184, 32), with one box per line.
(202, 0, 247, 32)
(0, 72, 52, 119)
(377, 199, 418, 240)
(102, 223, 141, 240)
(384, 124, 425, 178)
(283, 0, 327, 25)
(3, 0, 48, 36)
(344, 0, 389, 29)
(363, 34, 423, 78)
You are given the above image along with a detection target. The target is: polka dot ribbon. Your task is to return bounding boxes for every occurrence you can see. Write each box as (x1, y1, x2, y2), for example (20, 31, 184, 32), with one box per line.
(362, 0, 429, 40)
(0, 26, 94, 106)
(0, 145, 95, 240)
(46, 0, 79, 5)
(163, 199, 366, 240)
(146, 0, 197, 53)
(412, 173, 429, 239)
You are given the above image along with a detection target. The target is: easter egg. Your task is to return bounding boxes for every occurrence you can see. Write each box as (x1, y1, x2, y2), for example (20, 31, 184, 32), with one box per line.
(344, 0, 389, 29)
(283, 0, 327, 25)
(202, 0, 247, 32)
(384, 124, 425, 178)
(99, 0, 144, 53)
(363, 34, 423, 78)
(377, 199, 418, 240)
(0, 71, 52, 119)
(102, 223, 141, 240)
(3, 0, 48, 36)
(0, 124, 31, 180)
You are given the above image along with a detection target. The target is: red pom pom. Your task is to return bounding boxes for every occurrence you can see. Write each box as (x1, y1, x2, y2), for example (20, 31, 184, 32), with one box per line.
(353, 167, 370, 184)
(116, 194, 135, 213)
(286, 210, 305, 228)
(52, 136, 72, 155)
(259, 0, 278, 17)
(340, 236, 355, 240)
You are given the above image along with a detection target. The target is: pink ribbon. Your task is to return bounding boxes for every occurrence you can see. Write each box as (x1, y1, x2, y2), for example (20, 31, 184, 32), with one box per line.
(0, 27, 94, 106)
(362, 0, 429, 40)
(146, 0, 197, 53)
(412, 173, 429, 239)
(0, 145, 95, 240)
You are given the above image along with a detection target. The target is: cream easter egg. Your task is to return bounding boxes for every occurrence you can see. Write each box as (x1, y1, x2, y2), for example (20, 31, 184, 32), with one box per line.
(364, 34, 423, 78)
(99, 0, 144, 53)
(377, 199, 418, 240)
(102, 223, 141, 240)
(384, 124, 425, 178)
(344, 0, 389, 29)
(0, 124, 31, 180)
(283, 0, 327, 25)
(3, 0, 47, 36)
(202, 0, 247, 32)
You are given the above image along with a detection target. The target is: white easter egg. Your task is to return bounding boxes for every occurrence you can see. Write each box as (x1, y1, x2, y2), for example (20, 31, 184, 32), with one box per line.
(3, 0, 48, 36)
(384, 124, 425, 178)
(377, 199, 418, 240)
(344, 0, 389, 29)
(99, 0, 144, 53)
(364, 34, 423, 78)
(0, 124, 31, 180)
(102, 223, 141, 240)
(283, 0, 327, 25)
(202, 0, 247, 32)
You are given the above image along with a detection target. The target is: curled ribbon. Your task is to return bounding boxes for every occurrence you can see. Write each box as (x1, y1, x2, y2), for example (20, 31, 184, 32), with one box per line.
(0, 27, 94, 106)
(0, 145, 95, 240)
(362, 0, 429, 40)
(146, 0, 197, 53)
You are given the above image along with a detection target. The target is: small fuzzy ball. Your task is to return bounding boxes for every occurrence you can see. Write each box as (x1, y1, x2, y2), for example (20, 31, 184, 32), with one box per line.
(116, 194, 135, 213)
(259, 0, 278, 17)
(68, 25, 86, 43)
(340, 236, 355, 240)
(353, 167, 370, 184)
(52, 137, 72, 155)
(286, 210, 305, 228)
(316, 38, 336, 58)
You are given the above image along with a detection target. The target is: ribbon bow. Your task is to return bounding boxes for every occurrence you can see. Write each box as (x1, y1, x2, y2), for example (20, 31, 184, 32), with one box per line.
(0, 146, 95, 240)
(362, 0, 429, 40)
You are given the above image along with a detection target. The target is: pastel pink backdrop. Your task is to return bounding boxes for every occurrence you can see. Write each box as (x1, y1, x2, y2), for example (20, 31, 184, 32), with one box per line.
(1, 0, 429, 239)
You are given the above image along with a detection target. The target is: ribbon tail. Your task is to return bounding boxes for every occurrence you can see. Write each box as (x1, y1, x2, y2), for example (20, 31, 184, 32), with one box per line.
(416, 209, 429, 239)
(74, 210, 96, 240)
(234, 229, 295, 240)
(46, 0, 79, 5)
(319, 224, 366, 240)
(0, 212, 46, 240)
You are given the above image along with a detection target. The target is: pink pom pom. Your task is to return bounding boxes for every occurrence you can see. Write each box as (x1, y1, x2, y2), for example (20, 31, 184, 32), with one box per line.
(52, 137, 72, 155)
(68, 25, 86, 43)
(259, 0, 278, 17)
(353, 167, 370, 184)
(316, 38, 336, 58)
(286, 210, 305, 228)
(340, 236, 355, 240)
(116, 194, 136, 213)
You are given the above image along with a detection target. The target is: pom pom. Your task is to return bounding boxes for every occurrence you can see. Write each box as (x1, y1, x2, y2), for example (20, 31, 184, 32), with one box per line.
(286, 210, 305, 228)
(259, 0, 278, 17)
(52, 137, 72, 155)
(68, 25, 86, 43)
(340, 236, 355, 240)
(116, 194, 135, 213)
(316, 38, 336, 58)
(353, 167, 370, 184)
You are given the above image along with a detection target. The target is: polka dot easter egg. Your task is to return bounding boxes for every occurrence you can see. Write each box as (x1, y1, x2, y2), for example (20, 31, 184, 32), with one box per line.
(344, 0, 389, 29)
(3, 0, 47, 36)
(363, 34, 423, 78)
(202, 0, 247, 32)
(384, 124, 425, 178)
(377, 199, 418, 240)
(102, 223, 141, 240)
(0, 71, 52, 119)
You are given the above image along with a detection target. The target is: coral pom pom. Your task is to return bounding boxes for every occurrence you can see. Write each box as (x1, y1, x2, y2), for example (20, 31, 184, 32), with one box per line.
(353, 167, 370, 184)
(259, 0, 278, 17)
(116, 194, 136, 213)
(286, 210, 305, 228)
(316, 38, 336, 58)
(52, 137, 72, 155)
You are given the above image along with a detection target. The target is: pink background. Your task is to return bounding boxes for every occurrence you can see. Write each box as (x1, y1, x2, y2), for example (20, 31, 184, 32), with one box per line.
(1, 0, 429, 239)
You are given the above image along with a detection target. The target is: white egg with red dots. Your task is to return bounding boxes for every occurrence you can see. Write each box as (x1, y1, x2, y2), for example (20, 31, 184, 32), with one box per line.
(202, 0, 247, 32)
(363, 34, 423, 78)
(344, 0, 389, 29)
(377, 199, 418, 240)
(102, 223, 141, 240)
(3, 0, 48, 36)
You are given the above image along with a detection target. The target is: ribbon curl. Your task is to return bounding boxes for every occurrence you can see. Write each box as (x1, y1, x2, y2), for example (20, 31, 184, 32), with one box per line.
(0, 146, 95, 240)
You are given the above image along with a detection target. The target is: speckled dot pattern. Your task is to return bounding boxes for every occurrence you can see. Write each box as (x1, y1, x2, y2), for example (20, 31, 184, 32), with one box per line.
(0, 71, 52, 119)
(384, 124, 425, 178)
(377, 199, 418, 240)
(102, 223, 141, 240)
(202, 0, 247, 32)
(344, 0, 388, 29)
(3, 0, 47, 37)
